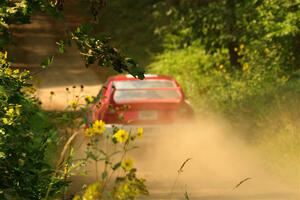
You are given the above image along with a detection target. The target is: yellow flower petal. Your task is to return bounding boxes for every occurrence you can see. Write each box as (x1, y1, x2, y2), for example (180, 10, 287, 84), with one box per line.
(113, 129, 129, 143)
(69, 100, 78, 109)
(2, 118, 9, 125)
(121, 158, 134, 171)
(92, 120, 106, 135)
(6, 108, 14, 116)
(137, 128, 143, 138)
(84, 128, 94, 137)
(85, 96, 94, 104)
(243, 63, 249, 71)
(5, 68, 12, 76)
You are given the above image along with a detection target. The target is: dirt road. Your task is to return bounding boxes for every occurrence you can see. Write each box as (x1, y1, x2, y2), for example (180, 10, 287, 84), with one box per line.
(70, 119, 300, 200)
(10, 13, 105, 110)
(9, 14, 300, 200)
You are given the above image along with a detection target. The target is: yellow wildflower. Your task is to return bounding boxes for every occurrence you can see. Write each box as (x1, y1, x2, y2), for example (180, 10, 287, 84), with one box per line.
(0, 151, 6, 158)
(69, 100, 78, 109)
(137, 128, 143, 138)
(15, 105, 21, 115)
(82, 182, 102, 200)
(13, 69, 19, 74)
(92, 120, 106, 135)
(5, 68, 12, 76)
(240, 44, 245, 49)
(121, 158, 134, 171)
(219, 64, 224, 69)
(85, 96, 94, 104)
(6, 108, 14, 116)
(2, 118, 9, 125)
(243, 63, 249, 71)
(72, 195, 81, 200)
(84, 128, 94, 137)
(113, 129, 129, 143)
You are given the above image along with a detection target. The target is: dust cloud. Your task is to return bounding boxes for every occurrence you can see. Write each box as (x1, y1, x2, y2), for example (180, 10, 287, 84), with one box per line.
(130, 115, 300, 199)
(69, 114, 299, 199)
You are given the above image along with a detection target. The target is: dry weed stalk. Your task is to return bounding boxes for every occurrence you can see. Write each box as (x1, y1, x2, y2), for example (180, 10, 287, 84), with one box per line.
(169, 158, 192, 200)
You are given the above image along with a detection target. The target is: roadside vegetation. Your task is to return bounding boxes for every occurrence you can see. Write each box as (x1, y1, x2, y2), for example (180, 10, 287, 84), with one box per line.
(150, 1, 300, 183)
(0, 51, 148, 199)
(0, 0, 299, 199)
(0, 0, 147, 199)
(101, 0, 300, 183)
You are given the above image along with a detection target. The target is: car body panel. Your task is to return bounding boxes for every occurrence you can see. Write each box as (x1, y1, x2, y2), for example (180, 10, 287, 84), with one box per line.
(87, 74, 194, 126)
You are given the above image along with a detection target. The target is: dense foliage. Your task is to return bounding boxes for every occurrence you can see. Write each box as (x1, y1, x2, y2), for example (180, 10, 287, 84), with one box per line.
(152, 0, 300, 120)
(0, 0, 145, 77)
(0, 52, 63, 199)
(1, 0, 299, 198)
(150, 0, 300, 180)
(0, 0, 145, 199)
(158, 0, 300, 71)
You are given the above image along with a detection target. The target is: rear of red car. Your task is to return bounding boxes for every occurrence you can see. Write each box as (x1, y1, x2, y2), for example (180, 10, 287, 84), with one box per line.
(90, 75, 194, 126)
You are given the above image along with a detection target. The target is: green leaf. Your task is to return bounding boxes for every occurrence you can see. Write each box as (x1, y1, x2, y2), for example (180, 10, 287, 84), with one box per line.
(77, 24, 93, 34)
(40, 56, 54, 69)
(101, 171, 108, 180)
(86, 151, 98, 161)
(0, 152, 6, 159)
(130, 66, 145, 80)
(28, 111, 50, 133)
(0, 86, 8, 100)
(56, 40, 65, 54)
(0, 20, 9, 29)
(184, 189, 190, 200)
(112, 162, 121, 170)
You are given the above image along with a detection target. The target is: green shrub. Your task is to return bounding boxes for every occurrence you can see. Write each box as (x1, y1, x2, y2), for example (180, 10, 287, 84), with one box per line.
(0, 52, 62, 199)
(150, 43, 300, 183)
(150, 42, 300, 128)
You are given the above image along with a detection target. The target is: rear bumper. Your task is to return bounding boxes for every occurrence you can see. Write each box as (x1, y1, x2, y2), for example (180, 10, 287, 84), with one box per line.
(104, 122, 194, 133)
(105, 124, 163, 132)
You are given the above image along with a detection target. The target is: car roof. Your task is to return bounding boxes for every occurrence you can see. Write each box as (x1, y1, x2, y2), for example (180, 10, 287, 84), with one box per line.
(108, 74, 176, 81)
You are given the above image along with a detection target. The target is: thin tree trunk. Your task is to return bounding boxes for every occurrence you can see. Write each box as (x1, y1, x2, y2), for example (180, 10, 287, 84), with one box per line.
(166, 0, 180, 6)
(225, 0, 241, 69)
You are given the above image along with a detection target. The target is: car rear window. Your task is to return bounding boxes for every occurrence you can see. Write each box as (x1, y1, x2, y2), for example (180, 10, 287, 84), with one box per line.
(113, 80, 176, 89)
(114, 90, 181, 102)
(112, 80, 181, 102)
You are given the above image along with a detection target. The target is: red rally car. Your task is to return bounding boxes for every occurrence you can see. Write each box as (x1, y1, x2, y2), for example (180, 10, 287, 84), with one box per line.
(87, 74, 194, 128)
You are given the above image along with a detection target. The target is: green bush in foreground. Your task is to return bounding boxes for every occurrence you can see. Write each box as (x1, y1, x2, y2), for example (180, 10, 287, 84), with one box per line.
(0, 52, 149, 199)
(70, 119, 148, 200)
(0, 52, 63, 199)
